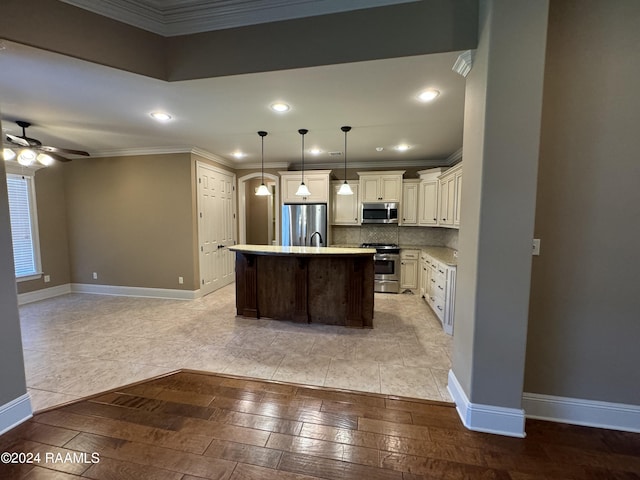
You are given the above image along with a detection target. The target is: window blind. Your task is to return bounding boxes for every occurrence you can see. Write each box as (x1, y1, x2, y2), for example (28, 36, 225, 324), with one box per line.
(6, 174, 38, 277)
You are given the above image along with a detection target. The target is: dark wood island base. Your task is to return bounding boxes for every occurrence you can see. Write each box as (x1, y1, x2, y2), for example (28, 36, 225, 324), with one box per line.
(230, 245, 376, 328)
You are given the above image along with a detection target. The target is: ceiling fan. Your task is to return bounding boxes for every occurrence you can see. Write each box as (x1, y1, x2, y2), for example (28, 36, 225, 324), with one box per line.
(4, 120, 90, 165)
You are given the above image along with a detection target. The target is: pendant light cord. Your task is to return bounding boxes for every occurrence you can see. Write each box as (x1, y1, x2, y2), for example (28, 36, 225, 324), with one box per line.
(258, 131, 268, 184)
(298, 129, 308, 184)
(341, 126, 352, 182)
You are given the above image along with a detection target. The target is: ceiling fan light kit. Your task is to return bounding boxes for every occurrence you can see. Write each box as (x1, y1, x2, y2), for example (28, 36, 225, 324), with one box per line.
(3, 120, 90, 166)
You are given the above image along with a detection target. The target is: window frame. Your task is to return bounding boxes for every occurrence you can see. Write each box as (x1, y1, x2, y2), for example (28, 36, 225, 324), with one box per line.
(5, 164, 42, 282)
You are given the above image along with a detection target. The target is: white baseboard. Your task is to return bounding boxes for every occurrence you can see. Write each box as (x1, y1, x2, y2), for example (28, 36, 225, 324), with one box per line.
(523, 392, 640, 433)
(17, 283, 72, 305)
(447, 369, 526, 438)
(71, 283, 200, 300)
(0, 393, 33, 435)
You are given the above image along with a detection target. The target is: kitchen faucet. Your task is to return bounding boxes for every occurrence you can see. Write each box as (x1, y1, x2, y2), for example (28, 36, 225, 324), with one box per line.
(309, 231, 323, 247)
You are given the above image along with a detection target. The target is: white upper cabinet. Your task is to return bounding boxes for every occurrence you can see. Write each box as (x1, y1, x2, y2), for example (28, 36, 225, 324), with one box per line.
(417, 168, 444, 226)
(280, 170, 331, 204)
(401, 180, 419, 225)
(331, 181, 360, 225)
(357, 171, 404, 202)
(437, 163, 462, 228)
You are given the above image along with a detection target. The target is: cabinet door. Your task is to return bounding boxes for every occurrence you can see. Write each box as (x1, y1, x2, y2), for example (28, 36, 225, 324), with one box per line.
(439, 175, 456, 226)
(400, 259, 418, 290)
(454, 171, 462, 227)
(304, 174, 329, 203)
(419, 256, 429, 298)
(360, 176, 381, 202)
(380, 176, 401, 202)
(418, 180, 438, 226)
(282, 174, 328, 203)
(332, 183, 360, 225)
(401, 182, 418, 225)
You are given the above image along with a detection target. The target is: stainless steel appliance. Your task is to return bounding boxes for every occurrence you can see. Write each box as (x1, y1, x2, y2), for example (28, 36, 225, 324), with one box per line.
(361, 243, 400, 293)
(361, 202, 399, 224)
(282, 203, 327, 247)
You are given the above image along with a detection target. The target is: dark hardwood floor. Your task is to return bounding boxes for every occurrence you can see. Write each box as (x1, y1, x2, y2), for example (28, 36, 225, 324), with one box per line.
(1, 370, 639, 479)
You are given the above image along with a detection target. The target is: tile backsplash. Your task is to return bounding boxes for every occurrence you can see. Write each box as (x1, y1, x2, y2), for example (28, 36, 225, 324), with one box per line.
(332, 225, 458, 249)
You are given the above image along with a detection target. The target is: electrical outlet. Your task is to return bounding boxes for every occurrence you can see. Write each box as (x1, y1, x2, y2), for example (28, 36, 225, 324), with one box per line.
(178, 276, 184, 285)
(44, 275, 50, 283)
(92, 272, 98, 280)
(532, 239, 541, 256)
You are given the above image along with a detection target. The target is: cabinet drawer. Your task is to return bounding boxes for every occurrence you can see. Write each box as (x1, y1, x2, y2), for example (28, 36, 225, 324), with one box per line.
(401, 250, 420, 260)
(433, 296, 445, 321)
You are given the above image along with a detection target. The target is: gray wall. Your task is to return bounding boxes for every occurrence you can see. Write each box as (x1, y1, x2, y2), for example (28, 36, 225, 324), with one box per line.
(452, 0, 548, 409)
(0, 120, 29, 407)
(525, 0, 640, 404)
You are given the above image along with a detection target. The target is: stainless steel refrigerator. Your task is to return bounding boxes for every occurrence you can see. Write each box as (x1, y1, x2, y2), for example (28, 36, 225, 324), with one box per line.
(282, 203, 327, 247)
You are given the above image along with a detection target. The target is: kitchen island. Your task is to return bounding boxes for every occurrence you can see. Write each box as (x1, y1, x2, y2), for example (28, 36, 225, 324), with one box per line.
(229, 244, 376, 328)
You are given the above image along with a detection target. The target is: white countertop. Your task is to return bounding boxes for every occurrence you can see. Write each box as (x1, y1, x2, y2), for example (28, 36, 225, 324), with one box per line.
(229, 244, 376, 256)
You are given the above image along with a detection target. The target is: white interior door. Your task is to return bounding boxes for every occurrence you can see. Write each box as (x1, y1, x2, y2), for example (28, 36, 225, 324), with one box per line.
(197, 162, 236, 296)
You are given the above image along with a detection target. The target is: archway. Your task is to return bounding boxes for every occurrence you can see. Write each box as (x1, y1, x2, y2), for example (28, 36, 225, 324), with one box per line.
(238, 173, 280, 245)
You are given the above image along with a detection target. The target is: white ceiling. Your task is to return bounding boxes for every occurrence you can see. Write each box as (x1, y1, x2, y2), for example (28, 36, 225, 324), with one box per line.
(59, 0, 419, 36)
(0, 39, 465, 169)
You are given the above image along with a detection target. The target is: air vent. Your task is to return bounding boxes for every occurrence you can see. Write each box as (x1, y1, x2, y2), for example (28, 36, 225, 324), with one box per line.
(329, 151, 342, 156)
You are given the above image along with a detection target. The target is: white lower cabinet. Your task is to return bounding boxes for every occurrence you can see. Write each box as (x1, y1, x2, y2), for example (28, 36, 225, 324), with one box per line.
(420, 251, 456, 335)
(400, 249, 420, 291)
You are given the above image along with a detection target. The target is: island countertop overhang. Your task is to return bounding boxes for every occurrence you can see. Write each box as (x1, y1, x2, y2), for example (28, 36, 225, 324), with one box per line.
(229, 244, 376, 257)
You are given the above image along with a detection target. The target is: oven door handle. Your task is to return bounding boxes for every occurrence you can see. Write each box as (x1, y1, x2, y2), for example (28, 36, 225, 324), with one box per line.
(375, 254, 400, 260)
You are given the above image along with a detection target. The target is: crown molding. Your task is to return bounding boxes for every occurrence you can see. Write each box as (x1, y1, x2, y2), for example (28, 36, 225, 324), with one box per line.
(90, 146, 192, 158)
(190, 147, 236, 168)
(446, 147, 463, 165)
(288, 158, 449, 171)
(452, 50, 475, 78)
(237, 162, 290, 170)
(60, 0, 419, 37)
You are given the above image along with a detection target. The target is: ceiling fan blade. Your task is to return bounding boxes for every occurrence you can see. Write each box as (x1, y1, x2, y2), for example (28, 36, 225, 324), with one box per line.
(40, 145, 90, 156)
(44, 151, 72, 163)
(5, 134, 30, 147)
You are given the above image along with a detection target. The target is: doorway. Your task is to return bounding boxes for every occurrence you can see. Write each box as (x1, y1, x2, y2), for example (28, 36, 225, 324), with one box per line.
(238, 173, 280, 245)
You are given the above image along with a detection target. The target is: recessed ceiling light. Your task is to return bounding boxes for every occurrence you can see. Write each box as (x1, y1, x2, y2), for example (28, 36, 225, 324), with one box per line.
(232, 151, 246, 159)
(417, 89, 440, 102)
(394, 144, 411, 152)
(309, 148, 322, 155)
(375, 147, 384, 152)
(150, 111, 172, 121)
(270, 102, 290, 113)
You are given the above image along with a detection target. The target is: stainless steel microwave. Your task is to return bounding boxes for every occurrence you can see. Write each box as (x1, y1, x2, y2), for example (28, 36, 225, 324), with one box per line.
(361, 202, 399, 224)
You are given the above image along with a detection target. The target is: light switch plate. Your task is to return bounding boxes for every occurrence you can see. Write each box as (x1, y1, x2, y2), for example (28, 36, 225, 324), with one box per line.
(532, 238, 541, 256)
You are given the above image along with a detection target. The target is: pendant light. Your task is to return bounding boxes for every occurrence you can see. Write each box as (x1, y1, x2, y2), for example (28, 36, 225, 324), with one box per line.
(337, 126, 353, 195)
(295, 128, 311, 196)
(255, 131, 271, 196)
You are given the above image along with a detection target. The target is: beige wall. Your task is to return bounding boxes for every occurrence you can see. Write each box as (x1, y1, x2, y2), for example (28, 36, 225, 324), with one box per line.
(525, 0, 640, 404)
(245, 178, 270, 245)
(64, 153, 197, 290)
(17, 165, 71, 294)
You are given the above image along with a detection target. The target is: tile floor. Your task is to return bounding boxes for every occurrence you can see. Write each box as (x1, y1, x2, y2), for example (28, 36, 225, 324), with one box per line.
(19, 284, 453, 412)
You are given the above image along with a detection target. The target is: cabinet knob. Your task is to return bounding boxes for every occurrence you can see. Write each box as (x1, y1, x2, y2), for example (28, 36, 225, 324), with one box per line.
(433, 218, 437, 221)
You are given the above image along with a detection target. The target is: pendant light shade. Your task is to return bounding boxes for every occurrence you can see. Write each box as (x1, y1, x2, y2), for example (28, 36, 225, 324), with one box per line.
(337, 126, 353, 196)
(255, 131, 272, 196)
(295, 128, 311, 196)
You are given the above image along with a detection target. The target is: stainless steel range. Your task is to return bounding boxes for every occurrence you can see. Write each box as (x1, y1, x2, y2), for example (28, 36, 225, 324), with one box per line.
(361, 243, 400, 293)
